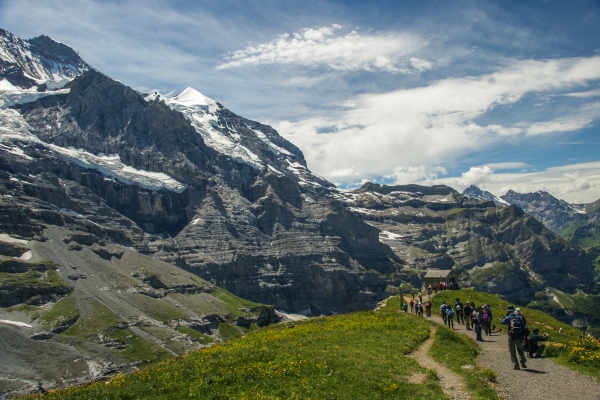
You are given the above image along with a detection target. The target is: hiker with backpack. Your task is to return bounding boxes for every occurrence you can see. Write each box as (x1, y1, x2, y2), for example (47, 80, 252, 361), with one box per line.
(463, 301, 473, 330)
(455, 298, 464, 324)
(481, 305, 492, 336)
(445, 306, 455, 329)
(433, 284, 437, 294)
(440, 302, 448, 324)
(501, 305, 527, 370)
(402, 301, 409, 313)
(416, 302, 423, 317)
(409, 298, 415, 313)
(425, 300, 432, 317)
(525, 328, 550, 358)
(418, 292, 423, 303)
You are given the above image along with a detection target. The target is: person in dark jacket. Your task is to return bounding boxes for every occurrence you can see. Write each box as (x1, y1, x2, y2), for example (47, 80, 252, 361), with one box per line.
(527, 328, 550, 358)
(455, 298, 464, 324)
(474, 306, 484, 341)
(501, 305, 527, 370)
(463, 301, 473, 330)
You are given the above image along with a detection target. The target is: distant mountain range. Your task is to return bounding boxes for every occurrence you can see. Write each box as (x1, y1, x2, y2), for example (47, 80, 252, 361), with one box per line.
(462, 186, 600, 249)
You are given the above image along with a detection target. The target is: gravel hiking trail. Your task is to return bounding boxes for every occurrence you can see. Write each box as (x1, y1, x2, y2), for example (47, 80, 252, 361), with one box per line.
(430, 312, 600, 400)
(408, 326, 472, 400)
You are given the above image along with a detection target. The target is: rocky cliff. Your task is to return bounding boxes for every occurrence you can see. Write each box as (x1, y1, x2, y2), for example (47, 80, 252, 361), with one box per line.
(336, 183, 596, 303)
(1, 29, 401, 316)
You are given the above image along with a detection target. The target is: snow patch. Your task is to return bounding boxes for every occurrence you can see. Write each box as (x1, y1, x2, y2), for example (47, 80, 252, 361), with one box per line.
(380, 231, 404, 240)
(165, 89, 264, 170)
(249, 126, 293, 156)
(0, 319, 32, 328)
(18, 250, 32, 261)
(50, 147, 188, 193)
(0, 79, 70, 108)
(0, 233, 28, 245)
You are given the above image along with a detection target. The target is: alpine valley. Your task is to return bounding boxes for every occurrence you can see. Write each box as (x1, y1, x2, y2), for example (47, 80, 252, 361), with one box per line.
(0, 28, 598, 395)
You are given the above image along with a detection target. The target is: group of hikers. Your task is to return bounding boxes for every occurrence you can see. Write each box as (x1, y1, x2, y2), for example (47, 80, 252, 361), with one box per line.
(425, 281, 458, 297)
(401, 289, 553, 370)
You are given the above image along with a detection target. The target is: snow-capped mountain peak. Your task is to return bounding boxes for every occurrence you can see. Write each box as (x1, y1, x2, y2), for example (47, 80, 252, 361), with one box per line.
(169, 87, 218, 113)
(462, 185, 509, 206)
(0, 28, 89, 89)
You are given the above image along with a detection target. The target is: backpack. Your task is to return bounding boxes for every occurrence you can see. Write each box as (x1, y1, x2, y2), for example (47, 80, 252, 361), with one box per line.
(482, 310, 491, 323)
(455, 304, 462, 311)
(447, 309, 454, 318)
(509, 317, 524, 340)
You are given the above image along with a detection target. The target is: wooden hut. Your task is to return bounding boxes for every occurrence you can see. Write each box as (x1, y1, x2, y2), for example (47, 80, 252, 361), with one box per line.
(423, 269, 458, 289)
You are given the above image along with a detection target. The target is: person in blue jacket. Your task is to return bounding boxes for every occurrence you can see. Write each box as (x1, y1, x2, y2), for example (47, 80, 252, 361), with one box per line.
(501, 305, 527, 370)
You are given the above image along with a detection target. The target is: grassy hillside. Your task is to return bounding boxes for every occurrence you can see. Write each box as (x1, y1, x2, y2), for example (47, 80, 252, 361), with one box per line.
(27, 296, 499, 399)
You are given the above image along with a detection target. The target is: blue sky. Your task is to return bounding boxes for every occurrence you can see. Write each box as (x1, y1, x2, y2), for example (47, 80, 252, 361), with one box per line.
(2, 0, 600, 202)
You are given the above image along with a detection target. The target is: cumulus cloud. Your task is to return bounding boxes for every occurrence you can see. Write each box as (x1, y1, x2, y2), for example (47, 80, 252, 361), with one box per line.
(385, 165, 447, 185)
(217, 25, 430, 73)
(560, 172, 594, 195)
(433, 161, 600, 203)
(275, 56, 600, 188)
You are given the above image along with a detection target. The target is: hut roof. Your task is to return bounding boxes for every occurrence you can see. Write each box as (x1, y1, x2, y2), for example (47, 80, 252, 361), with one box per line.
(424, 269, 453, 279)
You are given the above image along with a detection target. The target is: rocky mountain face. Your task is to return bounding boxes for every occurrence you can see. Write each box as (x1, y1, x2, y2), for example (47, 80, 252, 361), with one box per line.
(0, 29, 400, 318)
(500, 190, 591, 235)
(336, 183, 596, 303)
(0, 28, 88, 91)
(463, 185, 509, 207)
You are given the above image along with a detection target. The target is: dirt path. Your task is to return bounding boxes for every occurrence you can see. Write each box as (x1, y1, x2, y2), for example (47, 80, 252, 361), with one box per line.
(408, 326, 473, 400)
(430, 314, 600, 400)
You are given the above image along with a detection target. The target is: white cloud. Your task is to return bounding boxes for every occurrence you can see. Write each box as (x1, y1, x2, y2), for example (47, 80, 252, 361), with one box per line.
(385, 165, 447, 185)
(477, 162, 530, 170)
(560, 172, 594, 195)
(525, 116, 594, 136)
(275, 56, 600, 188)
(435, 161, 600, 203)
(564, 89, 600, 98)
(217, 25, 430, 73)
(458, 166, 494, 189)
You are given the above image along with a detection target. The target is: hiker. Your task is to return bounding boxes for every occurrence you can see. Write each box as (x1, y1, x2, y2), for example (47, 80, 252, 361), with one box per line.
(402, 301, 408, 313)
(416, 302, 423, 317)
(446, 306, 455, 329)
(411, 289, 415, 299)
(418, 292, 423, 303)
(425, 300, 432, 317)
(558, 328, 563, 334)
(409, 298, 415, 313)
(473, 306, 484, 341)
(463, 301, 473, 330)
(455, 298, 464, 324)
(440, 281, 445, 291)
(580, 331, 585, 339)
(427, 285, 432, 297)
(440, 302, 448, 324)
(481, 305, 492, 336)
(515, 308, 530, 338)
(501, 305, 527, 370)
(433, 284, 437, 294)
(449, 281, 454, 290)
(526, 328, 550, 358)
